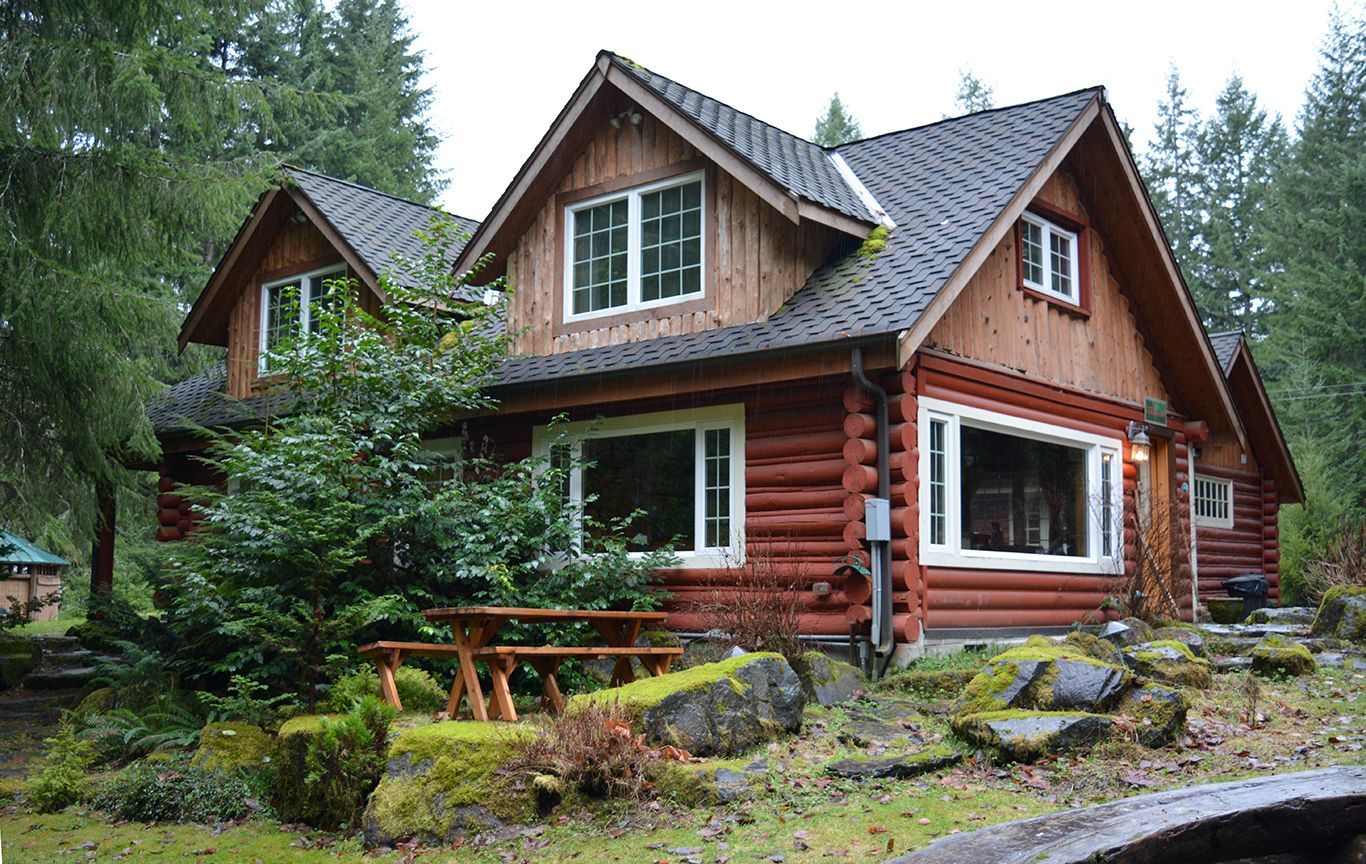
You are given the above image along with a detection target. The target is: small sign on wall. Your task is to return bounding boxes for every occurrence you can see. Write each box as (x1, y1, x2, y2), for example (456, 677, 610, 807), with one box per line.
(1144, 397, 1168, 427)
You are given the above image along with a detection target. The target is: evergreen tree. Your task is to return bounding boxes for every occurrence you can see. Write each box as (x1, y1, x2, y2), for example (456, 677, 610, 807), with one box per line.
(954, 70, 996, 114)
(813, 93, 862, 147)
(1262, 6, 1366, 524)
(1142, 66, 1202, 278)
(1190, 75, 1286, 333)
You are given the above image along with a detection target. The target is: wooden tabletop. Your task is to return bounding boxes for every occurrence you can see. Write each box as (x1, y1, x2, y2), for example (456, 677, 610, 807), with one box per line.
(421, 605, 670, 623)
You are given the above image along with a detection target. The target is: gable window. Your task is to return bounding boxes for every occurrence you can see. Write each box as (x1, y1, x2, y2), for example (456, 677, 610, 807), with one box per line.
(565, 171, 705, 320)
(259, 264, 347, 371)
(1019, 211, 1080, 304)
(533, 404, 743, 565)
(1193, 474, 1234, 529)
(919, 397, 1122, 574)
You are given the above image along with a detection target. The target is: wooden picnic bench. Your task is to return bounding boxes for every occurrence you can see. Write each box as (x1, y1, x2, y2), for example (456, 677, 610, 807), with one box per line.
(357, 606, 682, 722)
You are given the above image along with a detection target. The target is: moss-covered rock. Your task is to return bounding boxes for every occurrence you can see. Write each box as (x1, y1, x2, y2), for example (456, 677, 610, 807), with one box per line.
(193, 722, 273, 772)
(1100, 618, 1157, 647)
(791, 651, 865, 706)
(953, 637, 1131, 716)
(571, 652, 804, 756)
(1208, 598, 1247, 624)
(0, 637, 41, 688)
(1113, 683, 1189, 748)
(1250, 635, 1317, 678)
(824, 745, 961, 779)
(1309, 586, 1366, 644)
(272, 714, 341, 823)
(1062, 631, 1127, 665)
(72, 686, 118, 715)
(953, 711, 1114, 763)
(363, 721, 534, 847)
(879, 665, 982, 699)
(1151, 626, 1208, 658)
(1122, 641, 1213, 689)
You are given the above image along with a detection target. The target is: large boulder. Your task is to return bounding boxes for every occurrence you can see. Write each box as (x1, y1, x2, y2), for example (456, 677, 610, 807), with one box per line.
(571, 652, 804, 757)
(953, 637, 1132, 716)
(954, 712, 1114, 763)
(1099, 618, 1157, 648)
(0, 637, 40, 689)
(1247, 606, 1317, 627)
(1122, 641, 1214, 689)
(791, 651, 865, 706)
(825, 746, 960, 779)
(364, 721, 533, 847)
(194, 722, 273, 772)
(1152, 626, 1209, 658)
(1251, 635, 1317, 678)
(1114, 683, 1189, 748)
(1309, 587, 1366, 644)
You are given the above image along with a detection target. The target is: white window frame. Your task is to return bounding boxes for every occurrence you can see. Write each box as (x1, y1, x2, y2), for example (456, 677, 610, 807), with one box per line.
(917, 397, 1123, 575)
(563, 170, 706, 323)
(258, 263, 348, 372)
(1193, 474, 1234, 530)
(531, 404, 744, 568)
(1020, 211, 1080, 304)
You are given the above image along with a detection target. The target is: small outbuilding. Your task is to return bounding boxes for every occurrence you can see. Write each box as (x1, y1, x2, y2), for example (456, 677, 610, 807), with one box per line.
(0, 529, 67, 622)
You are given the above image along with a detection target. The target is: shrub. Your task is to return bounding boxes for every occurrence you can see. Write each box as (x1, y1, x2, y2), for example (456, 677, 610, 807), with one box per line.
(95, 756, 255, 823)
(689, 540, 804, 662)
(507, 700, 674, 802)
(276, 696, 395, 829)
(74, 701, 203, 762)
(1300, 516, 1366, 604)
(326, 665, 447, 714)
(199, 675, 295, 726)
(27, 728, 96, 812)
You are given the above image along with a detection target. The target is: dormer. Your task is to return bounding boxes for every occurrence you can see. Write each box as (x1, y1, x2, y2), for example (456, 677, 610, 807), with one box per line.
(178, 167, 478, 399)
(455, 52, 886, 357)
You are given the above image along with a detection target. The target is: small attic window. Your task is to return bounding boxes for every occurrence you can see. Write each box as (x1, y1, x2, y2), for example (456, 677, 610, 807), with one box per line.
(1018, 209, 1086, 309)
(259, 264, 347, 372)
(564, 171, 705, 320)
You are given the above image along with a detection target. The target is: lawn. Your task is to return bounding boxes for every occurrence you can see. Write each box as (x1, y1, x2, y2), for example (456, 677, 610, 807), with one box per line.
(3, 656, 1361, 864)
(7, 617, 84, 638)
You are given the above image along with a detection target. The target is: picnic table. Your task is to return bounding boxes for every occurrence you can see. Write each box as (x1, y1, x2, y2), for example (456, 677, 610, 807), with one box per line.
(357, 606, 683, 722)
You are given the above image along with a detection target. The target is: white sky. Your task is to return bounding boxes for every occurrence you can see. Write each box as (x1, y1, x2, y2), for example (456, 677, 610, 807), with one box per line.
(404, 0, 1341, 218)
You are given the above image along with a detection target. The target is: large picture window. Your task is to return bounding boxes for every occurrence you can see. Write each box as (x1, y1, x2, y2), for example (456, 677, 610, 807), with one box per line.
(919, 398, 1122, 573)
(533, 405, 743, 564)
(259, 264, 348, 371)
(565, 171, 705, 320)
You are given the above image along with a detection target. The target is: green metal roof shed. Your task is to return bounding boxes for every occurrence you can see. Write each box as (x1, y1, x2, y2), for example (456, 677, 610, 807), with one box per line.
(0, 529, 69, 567)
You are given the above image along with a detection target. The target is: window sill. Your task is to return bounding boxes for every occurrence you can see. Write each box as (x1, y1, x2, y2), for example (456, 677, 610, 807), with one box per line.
(922, 549, 1121, 576)
(1019, 284, 1090, 318)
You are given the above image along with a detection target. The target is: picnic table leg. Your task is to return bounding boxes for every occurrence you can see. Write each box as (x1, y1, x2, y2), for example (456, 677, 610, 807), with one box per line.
(451, 620, 488, 722)
(376, 649, 405, 711)
(530, 658, 565, 714)
(593, 619, 644, 687)
(487, 656, 517, 722)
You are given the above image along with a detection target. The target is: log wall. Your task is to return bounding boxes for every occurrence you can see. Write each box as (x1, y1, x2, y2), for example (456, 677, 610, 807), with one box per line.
(1193, 463, 1279, 603)
(503, 111, 844, 357)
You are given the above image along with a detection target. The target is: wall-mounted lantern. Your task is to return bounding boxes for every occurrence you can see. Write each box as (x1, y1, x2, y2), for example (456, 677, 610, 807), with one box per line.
(1127, 421, 1152, 464)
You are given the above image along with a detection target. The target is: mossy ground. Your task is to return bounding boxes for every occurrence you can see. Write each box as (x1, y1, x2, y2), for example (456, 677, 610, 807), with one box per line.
(5, 648, 1364, 863)
(6, 616, 84, 638)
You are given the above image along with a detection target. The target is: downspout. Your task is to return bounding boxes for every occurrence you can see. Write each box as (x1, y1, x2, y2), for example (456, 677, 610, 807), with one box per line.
(851, 347, 894, 678)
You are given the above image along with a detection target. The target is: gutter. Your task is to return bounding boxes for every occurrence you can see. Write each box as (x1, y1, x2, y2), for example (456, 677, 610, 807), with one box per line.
(850, 347, 895, 678)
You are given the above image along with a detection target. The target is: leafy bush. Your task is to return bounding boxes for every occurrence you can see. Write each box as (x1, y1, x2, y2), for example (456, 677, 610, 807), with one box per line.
(300, 696, 396, 829)
(27, 728, 96, 812)
(95, 756, 256, 823)
(326, 665, 447, 714)
(199, 675, 295, 726)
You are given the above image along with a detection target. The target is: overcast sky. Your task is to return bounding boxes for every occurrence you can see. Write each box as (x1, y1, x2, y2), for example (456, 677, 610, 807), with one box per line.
(404, 0, 1342, 218)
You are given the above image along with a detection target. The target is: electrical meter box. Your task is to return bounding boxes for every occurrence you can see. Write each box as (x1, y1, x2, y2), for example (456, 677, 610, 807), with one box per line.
(864, 497, 892, 542)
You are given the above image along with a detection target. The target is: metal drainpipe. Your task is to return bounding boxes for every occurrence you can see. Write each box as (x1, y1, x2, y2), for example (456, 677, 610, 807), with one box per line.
(851, 347, 894, 678)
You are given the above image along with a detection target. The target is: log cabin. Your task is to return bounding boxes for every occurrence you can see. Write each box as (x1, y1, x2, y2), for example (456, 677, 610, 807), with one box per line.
(138, 52, 1302, 662)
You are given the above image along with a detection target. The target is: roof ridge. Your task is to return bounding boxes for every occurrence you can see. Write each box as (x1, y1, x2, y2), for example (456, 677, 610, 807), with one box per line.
(1207, 329, 1247, 338)
(833, 86, 1106, 151)
(282, 164, 479, 225)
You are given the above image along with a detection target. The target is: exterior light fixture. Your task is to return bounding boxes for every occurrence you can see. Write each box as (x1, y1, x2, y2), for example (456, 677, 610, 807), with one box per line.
(1127, 421, 1152, 463)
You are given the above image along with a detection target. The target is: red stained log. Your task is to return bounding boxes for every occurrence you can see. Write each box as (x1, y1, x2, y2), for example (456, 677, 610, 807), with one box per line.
(157, 508, 180, 527)
(929, 589, 1114, 610)
(747, 459, 847, 488)
(925, 568, 1122, 592)
(924, 608, 1106, 629)
(748, 489, 849, 512)
(157, 475, 175, 493)
(749, 513, 849, 537)
(155, 526, 181, 542)
(842, 464, 879, 493)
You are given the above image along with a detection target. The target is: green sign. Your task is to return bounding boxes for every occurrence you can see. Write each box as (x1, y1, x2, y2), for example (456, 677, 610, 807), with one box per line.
(1144, 397, 1168, 426)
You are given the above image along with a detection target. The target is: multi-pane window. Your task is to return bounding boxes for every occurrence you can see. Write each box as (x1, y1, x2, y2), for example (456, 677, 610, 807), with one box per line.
(566, 172, 705, 320)
(538, 406, 742, 561)
(1020, 212, 1079, 303)
(259, 265, 347, 370)
(1193, 475, 1234, 529)
(921, 399, 1122, 574)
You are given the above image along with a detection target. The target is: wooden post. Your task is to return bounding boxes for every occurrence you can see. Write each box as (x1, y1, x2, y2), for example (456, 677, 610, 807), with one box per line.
(90, 480, 116, 605)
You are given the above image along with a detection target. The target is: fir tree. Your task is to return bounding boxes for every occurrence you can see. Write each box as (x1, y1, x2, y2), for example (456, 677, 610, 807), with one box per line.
(1142, 66, 1202, 279)
(1190, 75, 1286, 333)
(954, 70, 996, 114)
(813, 93, 862, 147)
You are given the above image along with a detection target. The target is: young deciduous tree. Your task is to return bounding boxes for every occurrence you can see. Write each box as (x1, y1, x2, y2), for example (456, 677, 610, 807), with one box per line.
(813, 93, 862, 147)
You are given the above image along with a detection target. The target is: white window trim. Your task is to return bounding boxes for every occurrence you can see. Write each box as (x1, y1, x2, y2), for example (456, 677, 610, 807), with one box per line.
(1020, 211, 1080, 304)
(563, 170, 706, 323)
(1193, 474, 1235, 530)
(531, 404, 744, 568)
(917, 396, 1123, 575)
(258, 263, 348, 373)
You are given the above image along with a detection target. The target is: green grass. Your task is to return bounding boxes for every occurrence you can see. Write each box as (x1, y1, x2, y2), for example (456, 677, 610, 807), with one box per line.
(7, 616, 83, 637)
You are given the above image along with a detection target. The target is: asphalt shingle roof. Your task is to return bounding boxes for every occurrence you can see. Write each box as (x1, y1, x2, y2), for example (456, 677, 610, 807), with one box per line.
(287, 167, 481, 298)
(610, 55, 873, 224)
(147, 366, 289, 435)
(1208, 331, 1244, 374)
(494, 88, 1100, 388)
